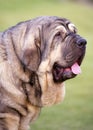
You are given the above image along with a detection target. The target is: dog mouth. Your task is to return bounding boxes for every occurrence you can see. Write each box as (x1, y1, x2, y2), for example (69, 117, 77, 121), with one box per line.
(52, 56, 84, 83)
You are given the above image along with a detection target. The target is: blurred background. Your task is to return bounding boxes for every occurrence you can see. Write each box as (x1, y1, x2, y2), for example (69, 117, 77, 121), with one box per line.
(0, 0, 93, 130)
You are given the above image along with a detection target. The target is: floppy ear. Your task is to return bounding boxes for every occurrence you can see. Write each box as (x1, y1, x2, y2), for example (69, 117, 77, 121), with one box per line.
(21, 27, 41, 71)
(3, 30, 31, 82)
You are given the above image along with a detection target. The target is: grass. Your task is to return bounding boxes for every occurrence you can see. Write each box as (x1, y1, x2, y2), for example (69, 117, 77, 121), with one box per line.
(0, 0, 93, 130)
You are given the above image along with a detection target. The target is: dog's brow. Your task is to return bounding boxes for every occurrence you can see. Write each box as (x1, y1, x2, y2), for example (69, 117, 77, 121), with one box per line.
(55, 25, 67, 33)
(68, 23, 77, 32)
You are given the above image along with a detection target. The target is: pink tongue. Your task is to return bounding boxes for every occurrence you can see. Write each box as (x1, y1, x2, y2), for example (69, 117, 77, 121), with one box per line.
(71, 62, 81, 75)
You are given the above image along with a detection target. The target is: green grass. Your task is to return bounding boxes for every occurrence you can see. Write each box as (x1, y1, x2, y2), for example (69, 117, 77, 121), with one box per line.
(0, 0, 93, 130)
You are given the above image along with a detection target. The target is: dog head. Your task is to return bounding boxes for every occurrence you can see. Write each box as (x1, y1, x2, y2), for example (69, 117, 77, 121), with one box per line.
(11, 16, 86, 106)
(39, 17, 86, 82)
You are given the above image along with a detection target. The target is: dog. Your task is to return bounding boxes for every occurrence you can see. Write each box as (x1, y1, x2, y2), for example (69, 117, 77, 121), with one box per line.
(0, 16, 87, 130)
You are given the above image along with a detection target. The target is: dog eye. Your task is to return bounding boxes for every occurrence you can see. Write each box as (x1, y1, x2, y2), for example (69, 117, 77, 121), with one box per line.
(55, 32, 61, 37)
(55, 31, 66, 40)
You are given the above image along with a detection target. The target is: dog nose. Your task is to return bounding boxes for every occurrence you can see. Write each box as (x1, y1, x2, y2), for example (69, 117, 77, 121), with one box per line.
(76, 38, 87, 48)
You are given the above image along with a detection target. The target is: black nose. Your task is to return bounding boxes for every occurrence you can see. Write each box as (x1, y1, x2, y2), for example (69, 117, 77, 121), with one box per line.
(76, 38, 87, 48)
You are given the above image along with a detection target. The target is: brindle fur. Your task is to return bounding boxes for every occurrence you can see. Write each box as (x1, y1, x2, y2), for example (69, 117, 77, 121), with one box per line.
(0, 16, 86, 130)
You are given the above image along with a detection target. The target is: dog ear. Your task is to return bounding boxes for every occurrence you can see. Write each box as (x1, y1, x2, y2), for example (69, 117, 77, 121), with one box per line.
(22, 27, 41, 71)
(3, 30, 31, 82)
